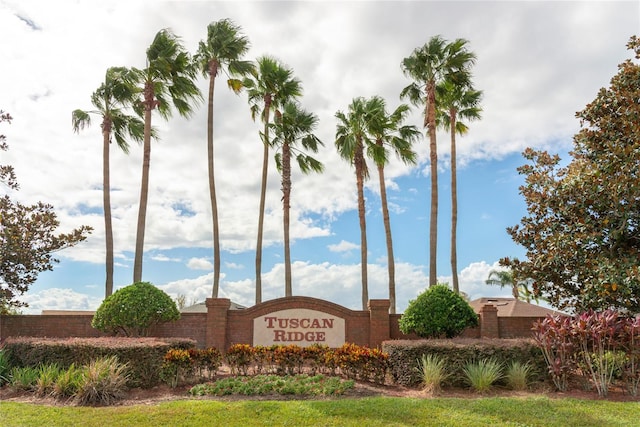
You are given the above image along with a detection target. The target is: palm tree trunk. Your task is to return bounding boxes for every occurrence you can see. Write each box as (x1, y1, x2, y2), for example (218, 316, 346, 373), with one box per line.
(450, 110, 459, 293)
(255, 99, 271, 304)
(377, 150, 395, 314)
(133, 83, 154, 283)
(355, 141, 368, 309)
(426, 80, 438, 287)
(102, 124, 114, 297)
(207, 62, 221, 298)
(283, 142, 292, 297)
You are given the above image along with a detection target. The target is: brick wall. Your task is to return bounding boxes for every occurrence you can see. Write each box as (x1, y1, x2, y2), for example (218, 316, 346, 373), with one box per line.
(0, 300, 546, 349)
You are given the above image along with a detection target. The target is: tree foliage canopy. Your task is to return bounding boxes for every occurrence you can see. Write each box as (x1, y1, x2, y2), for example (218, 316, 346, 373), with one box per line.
(91, 281, 180, 336)
(399, 284, 478, 338)
(502, 36, 640, 314)
(1, 112, 92, 314)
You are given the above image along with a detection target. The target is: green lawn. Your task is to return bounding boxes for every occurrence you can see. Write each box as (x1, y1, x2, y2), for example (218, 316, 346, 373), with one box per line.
(2, 397, 639, 427)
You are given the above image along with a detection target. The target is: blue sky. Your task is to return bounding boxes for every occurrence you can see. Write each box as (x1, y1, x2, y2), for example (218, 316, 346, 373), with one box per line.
(1, 1, 637, 313)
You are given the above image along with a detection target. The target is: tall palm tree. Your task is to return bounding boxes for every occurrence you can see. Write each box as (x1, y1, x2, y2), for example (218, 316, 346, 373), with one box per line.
(194, 19, 254, 299)
(335, 97, 374, 309)
(72, 67, 145, 297)
(365, 96, 420, 314)
(401, 36, 476, 287)
(270, 101, 324, 296)
(436, 79, 482, 294)
(131, 29, 202, 283)
(244, 57, 302, 304)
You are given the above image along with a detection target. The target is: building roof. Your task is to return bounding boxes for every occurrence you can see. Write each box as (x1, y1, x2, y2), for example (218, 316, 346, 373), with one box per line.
(180, 301, 246, 313)
(468, 297, 565, 317)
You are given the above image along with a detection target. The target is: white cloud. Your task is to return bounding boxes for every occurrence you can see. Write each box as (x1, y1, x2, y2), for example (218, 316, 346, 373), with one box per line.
(21, 288, 103, 314)
(152, 254, 181, 262)
(224, 262, 244, 270)
(187, 257, 214, 270)
(328, 240, 359, 253)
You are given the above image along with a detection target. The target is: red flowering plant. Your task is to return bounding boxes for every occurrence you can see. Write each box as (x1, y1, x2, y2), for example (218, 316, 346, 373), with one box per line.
(532, 315, 576, 392)
(272, 344, 304, 375)
(572, 309, 624, 397)
(302, 343, 330, 375)
(333, 343, 388, 383)
(620, 315, 640, 396)
(160, 348, 194, 388)
(197, 347, 223, 380)
(252, 346, 273, 374)
(225, 344, 254, 375)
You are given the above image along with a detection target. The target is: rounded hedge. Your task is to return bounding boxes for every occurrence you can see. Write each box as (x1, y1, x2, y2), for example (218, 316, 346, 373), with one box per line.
(92, 281, 180, 337)
(399, 284, 479, 338)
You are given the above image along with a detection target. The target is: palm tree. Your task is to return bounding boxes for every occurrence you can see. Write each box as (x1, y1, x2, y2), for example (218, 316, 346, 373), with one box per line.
(244, 57, 302, 304)
(270, 101, 324, 296)
(486, 268, 539, 303)
(364, 96, 420, 314)
(194, 19, 254, 299)
(436, 79, 482, 294)
(486, 269, 520, 300)
(131, 29, 202, 283)
(401, 36, 476, 287)
(335, 97, 374, 309)
(72, 67, 144, 297)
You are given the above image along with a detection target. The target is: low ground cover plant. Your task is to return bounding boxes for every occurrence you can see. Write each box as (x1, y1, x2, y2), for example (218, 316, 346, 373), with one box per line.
(189, 374, 354, 397)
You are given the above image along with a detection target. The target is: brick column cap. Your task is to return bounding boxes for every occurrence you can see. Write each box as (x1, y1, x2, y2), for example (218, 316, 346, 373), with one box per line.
(206, 298, 231, 309)
(368, 299, 391, 309)
(480, 304, 498, 313)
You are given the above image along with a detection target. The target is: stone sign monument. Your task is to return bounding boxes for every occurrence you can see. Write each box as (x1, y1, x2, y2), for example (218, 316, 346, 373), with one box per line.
(253, 308, 346, 347)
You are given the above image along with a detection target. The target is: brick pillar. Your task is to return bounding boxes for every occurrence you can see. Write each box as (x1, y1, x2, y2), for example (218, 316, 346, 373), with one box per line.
(368, 299, 391, 348)
(480, 304, 499, 339)
(205, 298, 231, 350)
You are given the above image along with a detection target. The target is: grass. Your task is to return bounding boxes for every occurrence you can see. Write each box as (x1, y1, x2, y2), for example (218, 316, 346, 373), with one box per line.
(1, 397, 639, 426)
(415, 354, 449, 394)
(505, 361, 532, 391)
(463, 359, 503, 393)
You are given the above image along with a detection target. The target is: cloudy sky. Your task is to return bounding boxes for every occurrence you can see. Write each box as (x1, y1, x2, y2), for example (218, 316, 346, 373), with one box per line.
(1, 1, 638, 314)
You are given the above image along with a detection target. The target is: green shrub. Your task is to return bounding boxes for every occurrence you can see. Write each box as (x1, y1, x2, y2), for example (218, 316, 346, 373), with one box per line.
(416, 353, 449, 394)
(399, 284, 478, 338)
(91, 281, 180, 337)
(3, 337, 195, 389)
(383, 338, 546, 387)
(463, 358, 503, 393)
(74, 356, 129, 406)
(505, 361, 532, 391)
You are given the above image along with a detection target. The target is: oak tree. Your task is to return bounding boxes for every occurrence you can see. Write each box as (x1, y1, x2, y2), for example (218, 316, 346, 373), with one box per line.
(1, 112, 92, 314)
(502, 36, 640, 313)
